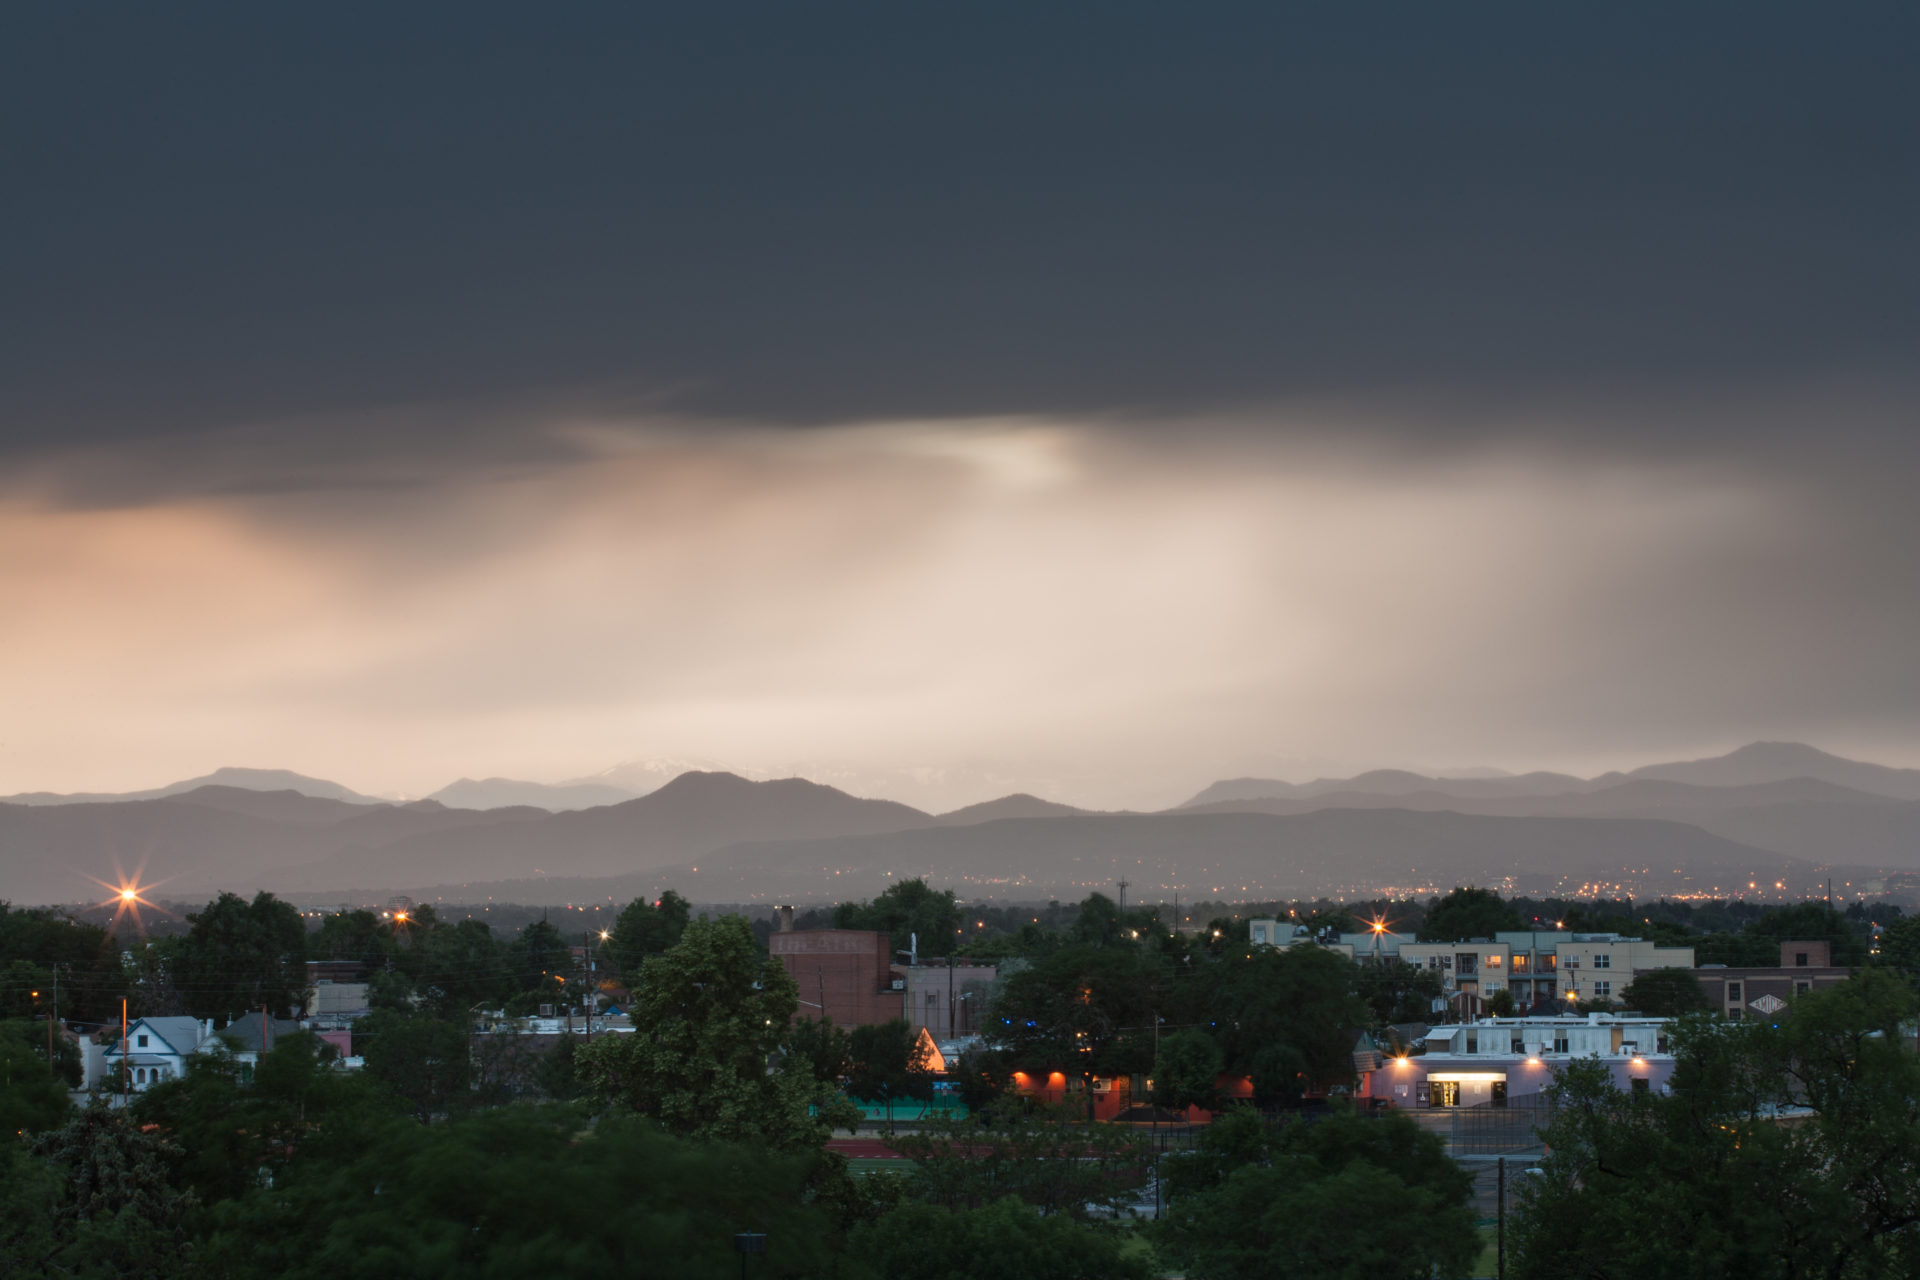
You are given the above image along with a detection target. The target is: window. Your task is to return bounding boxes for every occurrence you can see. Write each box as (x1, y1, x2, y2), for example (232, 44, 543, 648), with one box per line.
(1631, 1077, 1650, 1095)
(1512, 954, 1529, 972)
(1727, 981, 1743, 1002)
(1553, 1033, 1569, 1054)
(1794, 952, 1810, 967)
(1594, 981, 1611, 998)
(1541, 955, 1557, 971)
(1796, 980, 1812, 995)
(1486, 954, 1503, 968)
(1593, 954, 1611, 969)
(1464, 1034, 1478, 1054)
(137, 1034, 149, 1048)
(1511, 1035, 1525, 1053)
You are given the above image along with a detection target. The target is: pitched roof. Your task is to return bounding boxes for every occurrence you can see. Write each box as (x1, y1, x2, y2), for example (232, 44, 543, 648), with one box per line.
(109, 1017, 203, 1058)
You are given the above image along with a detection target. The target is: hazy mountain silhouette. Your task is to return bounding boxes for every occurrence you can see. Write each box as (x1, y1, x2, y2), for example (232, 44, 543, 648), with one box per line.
(427, 777, 637, 811)
(263, 771, 936, 893)
(1183, 769, 1592, 807)
(0, 767, 383, 807)
(936, 794, 1089, 825)
(7, 749, 1920, 908)
(1180, 743, 1920, 807)
(1622, 742, 1920, 799)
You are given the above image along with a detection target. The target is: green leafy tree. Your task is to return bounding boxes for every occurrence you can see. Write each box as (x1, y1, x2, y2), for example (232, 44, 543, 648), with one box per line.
(846, 1018, 934, 1129)
(991, 944, 1165, 1119)
(606, 889, 691, 981)
(14, 1104, 197, 1278)
(0, 1020, 74, 1134)
(1156, 1105, 1478, 1280)
(1875, 913, 1920, 979)
(0, 903, 124, 1021)
(507, 916, 573, 998)
(576, 915, 841, 1149)
(889, 1099, 1152, 1220)
(166, 891, 309, 1021)
(1512, 971, 1920, 1279)
(835, 878, 961, 954)
(1151, 1028, 1224, 1112)
(1418, 887, 1522, 942)
(194, 1106, 849, 1279)
(849, 1196, 1153, 1280)
(782, 1014, 851, 1085)
(308, 908, 390, 969)
(354, 1009, 471, 1121)
(1199, 944, 1369, 1103)
(1619, 966, 1711, 1016)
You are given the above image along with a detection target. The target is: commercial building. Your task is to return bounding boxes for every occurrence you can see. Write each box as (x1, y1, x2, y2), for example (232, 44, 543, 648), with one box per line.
(768, 925, 906, 1027)
(904, 962, 997, 1040)
(1371, 1013, 1674, 1109)
(1692, 940, 1851, 1018)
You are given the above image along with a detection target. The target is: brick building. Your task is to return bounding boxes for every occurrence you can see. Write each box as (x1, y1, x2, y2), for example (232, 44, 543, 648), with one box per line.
(1692, 940, 1851, 1018)
(768, 924, 905, 1027)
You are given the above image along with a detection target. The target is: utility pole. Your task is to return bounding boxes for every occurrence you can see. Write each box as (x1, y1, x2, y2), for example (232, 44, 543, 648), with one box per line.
(48, 967, 57, 1066)
(121, 998, 129, 1110)
(1497, 1156, 1507, 1280)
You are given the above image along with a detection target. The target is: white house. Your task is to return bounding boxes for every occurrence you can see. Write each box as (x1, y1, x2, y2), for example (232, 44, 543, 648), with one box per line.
(102, 1016, 205, 1093)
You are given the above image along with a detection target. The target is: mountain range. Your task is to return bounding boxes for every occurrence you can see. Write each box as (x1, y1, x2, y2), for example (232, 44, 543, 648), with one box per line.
(1, 743, 1916, 907)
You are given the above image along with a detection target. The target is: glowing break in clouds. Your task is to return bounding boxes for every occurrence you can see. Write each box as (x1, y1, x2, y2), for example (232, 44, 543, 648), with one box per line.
(0, 413, 1910, 810)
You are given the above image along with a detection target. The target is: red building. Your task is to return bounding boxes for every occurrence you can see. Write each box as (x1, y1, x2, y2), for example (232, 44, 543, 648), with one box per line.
(768, 926, 905, 1027)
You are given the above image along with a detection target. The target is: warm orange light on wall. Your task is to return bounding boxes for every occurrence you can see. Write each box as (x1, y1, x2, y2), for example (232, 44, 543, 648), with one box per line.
(1047, 1071, 1066, 1085)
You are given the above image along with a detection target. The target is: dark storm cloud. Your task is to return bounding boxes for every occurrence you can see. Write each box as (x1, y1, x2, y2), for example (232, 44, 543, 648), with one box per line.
(3, 5, 1918, 806)
(3, 4, 1915, 458)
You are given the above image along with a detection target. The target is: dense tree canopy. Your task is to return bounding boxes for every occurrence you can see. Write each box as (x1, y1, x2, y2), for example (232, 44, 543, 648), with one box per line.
(1513, 970, 1920, 1279)
(835, 878, 962, 954)
(160, 891, 309, 1022)
(1619, 966, 1712, 1016)
(576, 915, 844, 1148)
(1156, 1106, 1479, 1280)
(1419, 886, 1523, 942)
(605, 889, 690, 981)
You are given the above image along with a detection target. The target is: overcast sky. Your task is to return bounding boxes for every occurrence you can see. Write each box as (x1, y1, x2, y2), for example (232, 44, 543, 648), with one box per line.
(2, 5, 1916, 810)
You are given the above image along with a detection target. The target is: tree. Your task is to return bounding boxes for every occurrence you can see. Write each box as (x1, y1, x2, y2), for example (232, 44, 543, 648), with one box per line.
(782, 1015, 851, 1085)
(166, 891, 308, 1021)
(889, 1099, 1152, 1220)
(849, 1196, 1153, 1280)
(0, 1019, 74, 1134)
(506, 916, 573, 998)
(1151, 1029, 1224, 1113)
(991, 944, 1166, 1118)
(835, 878, 961, 955)
(1512, 971, 1920, 1279)
(1419, 887, 1522, 942)
(134, 1029, 392, 1204)
(1619, 966, 1711, 1016)
(576, 915, 840, 1149)
(1156, 1105, 1478, 1280)
(1874, 913, 1920, 978)
(846, 1018, 934, 1130)
(193, 1106, 850, 1280)
(14, 1104, 197, 1278)
(354, 1009, 471, 1121)
(1198, 945, 1369, 1103)
(606, 889, 690, 980)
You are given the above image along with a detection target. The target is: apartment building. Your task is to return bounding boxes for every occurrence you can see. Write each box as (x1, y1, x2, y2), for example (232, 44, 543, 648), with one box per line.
(1497, 931, 1695, 1008)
